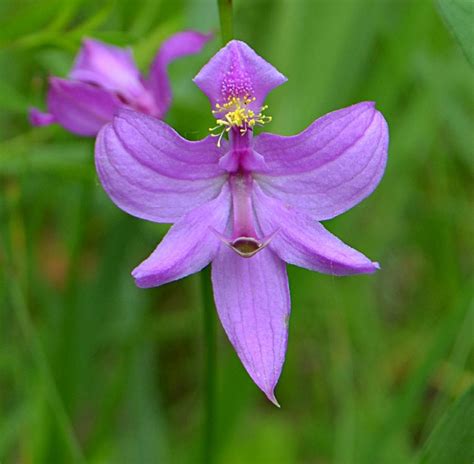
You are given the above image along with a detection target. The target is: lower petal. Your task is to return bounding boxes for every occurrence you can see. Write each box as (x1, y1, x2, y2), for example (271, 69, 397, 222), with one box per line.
(254, 185, 379, 275)
(211, 246, 290, 405)
(132, 184, 230, 288)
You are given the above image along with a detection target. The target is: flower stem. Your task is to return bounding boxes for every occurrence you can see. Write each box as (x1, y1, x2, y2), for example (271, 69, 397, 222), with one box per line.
(217, 0, 233, 45)
(201, 4, 233, 461)
(201, 266, 217, 464)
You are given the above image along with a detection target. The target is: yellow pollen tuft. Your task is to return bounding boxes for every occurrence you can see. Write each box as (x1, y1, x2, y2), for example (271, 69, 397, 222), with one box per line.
(209, 95, 272, 147)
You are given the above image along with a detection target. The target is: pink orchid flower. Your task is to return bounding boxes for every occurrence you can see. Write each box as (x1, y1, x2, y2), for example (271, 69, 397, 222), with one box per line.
(29, 31, 211, 136)
(95, 40, 389, 404)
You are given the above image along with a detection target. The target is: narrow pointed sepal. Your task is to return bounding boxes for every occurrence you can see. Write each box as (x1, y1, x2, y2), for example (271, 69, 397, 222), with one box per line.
(254, 185, 379, 275)
(211, 246, 290, 404)
(132, 185, 231, 287)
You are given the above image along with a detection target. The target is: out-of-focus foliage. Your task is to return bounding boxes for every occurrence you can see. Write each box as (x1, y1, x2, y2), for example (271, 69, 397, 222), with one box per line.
(437, 0, 474, 66)
(0, 1, 472, 463)
(420, 385, 474, 464)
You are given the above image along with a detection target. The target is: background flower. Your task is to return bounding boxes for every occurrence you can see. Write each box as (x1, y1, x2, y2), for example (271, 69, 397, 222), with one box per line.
(29, 31, 211, 135)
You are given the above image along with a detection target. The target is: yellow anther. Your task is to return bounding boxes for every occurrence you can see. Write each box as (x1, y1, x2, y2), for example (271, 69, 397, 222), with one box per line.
(209, 95, 272, 145)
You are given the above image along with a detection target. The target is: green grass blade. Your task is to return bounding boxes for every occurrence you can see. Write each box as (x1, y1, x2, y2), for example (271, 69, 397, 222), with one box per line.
(437, 0, 474, 66)
(419, 384, 474, 464)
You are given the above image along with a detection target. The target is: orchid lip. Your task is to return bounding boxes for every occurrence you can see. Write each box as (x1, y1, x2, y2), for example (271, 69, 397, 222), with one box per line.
(210, 228, 278, 258)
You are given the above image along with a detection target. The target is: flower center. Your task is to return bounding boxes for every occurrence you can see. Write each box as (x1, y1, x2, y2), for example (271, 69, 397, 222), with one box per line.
(209, 95, 272, 146)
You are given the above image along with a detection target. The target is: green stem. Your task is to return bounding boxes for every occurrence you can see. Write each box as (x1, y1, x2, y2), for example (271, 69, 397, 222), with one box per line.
(218, 0, 233, 45)
(201, 266, 217, 464)
(201, 3, 233, 461)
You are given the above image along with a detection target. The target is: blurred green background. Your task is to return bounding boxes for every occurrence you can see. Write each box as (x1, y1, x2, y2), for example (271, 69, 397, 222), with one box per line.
(0, 0, 472, 463)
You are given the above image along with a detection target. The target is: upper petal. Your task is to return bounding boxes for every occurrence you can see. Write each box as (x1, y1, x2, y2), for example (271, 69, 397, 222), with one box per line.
(148, 30, 212, 117)
(253, 185, 379, 275)
(70, 38, 144, 100)
(95, 109, 227, 222)
(132, 184, 231, 288)
(193, 40, 287, 114)
(212, 245, 290, 405)
(47, 78, 120, 136)
(112, 109, 227, 179)
(253, 102, 389, 220)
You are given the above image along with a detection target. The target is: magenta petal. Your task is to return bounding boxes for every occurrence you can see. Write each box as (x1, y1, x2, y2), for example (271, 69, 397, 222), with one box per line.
(132, 184, 230, 287)
(148, 30, 212, 117)
(254, 102, 389, 220)
(29, 108, 56, 127)
(254, 185, 379, 275)
(70, 38, 144, 100)
(194, 40, 287, 114)
(47, 78, 120, 136)
(212, 246, 290, 405)
(95, 110, 227, 222)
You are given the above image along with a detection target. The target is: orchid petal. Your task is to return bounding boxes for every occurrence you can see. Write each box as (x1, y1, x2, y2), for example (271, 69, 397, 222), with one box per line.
(70, 38, 144, 101)
(254, 102, 389, 220)
(254, 185, 379, 275)
(132, 184, 230, 288)
(95, 110, 227, 222)
(47, 78, 120, 136)
(112, 109, 226, 179)
(28, 108, 56, 127)
(194, 40, 287, 114)
(212, 246, 290, 405)
(148, 31, 212, 117)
